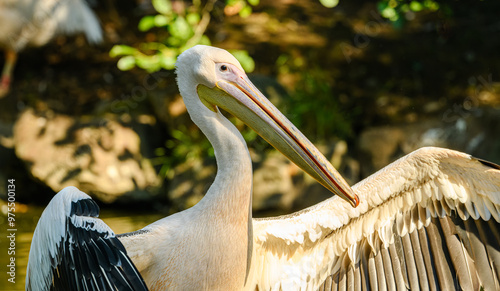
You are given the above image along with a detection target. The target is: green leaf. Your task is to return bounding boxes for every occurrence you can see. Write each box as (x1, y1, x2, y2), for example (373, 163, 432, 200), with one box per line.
(424, 0, 439, 11)
(381, 7, 397, 19)
(172, 129, 185, 140)
(167, 36, 183, 47)
(198, 35, 211, 46)
(109, 45, 137, 57)
(152, 0, 172, 15)
(186, 13, 200, 25)
(402, 4, 411, 13)
(117, 55, 136, 71)
(160, 55, 177, 70)
(135, 55, 162, 72)
(154, 14, 171, 27)
(226, 0, 239, 6)
(138, 16, 156, 31)
(409, 1, 423, 12)
(230, 50, 255, 72)
(239, 5, 252, 18)
(319, 0, 339, 8)
(242, 128, 258, 142)
(169, 16, 192, 40)
(154, 147, 166, 156)
(377, 1, 389, 12)
(140, 41, 166, 51)
(247, 0, 259, 6)
(165, 139, 176, 148)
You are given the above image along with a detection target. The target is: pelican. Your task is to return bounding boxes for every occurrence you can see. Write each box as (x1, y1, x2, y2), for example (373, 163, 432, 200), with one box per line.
(0, 0, 102, 97)
(26, 45, 500, 290)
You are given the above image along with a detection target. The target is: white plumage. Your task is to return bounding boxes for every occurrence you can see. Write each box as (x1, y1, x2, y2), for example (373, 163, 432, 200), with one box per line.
(0, 0, 102, 96)
(248, 147, 500, 290)
(26, 45, 500, 291)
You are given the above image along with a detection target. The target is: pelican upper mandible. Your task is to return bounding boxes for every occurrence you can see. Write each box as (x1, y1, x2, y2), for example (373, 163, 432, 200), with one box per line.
(26, 45, 500, 291)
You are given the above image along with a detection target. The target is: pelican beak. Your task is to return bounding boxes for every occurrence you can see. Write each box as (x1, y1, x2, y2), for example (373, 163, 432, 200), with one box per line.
(197, 72, 359, 208)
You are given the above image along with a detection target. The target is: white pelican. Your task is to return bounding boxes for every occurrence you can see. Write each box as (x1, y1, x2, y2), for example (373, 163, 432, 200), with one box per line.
(0, 0, 102, 97)
(26, 45, 500, 291)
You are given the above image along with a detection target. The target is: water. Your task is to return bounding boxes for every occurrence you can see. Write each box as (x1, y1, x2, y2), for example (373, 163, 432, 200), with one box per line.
(0, 204, 163, 291)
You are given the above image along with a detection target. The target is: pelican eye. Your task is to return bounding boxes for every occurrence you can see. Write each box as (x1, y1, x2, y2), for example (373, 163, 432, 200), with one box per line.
(220, 65, 228, 72)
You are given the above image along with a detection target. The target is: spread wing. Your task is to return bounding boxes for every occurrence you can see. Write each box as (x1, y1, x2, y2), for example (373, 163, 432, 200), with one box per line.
(26, 186, 148, 291)
(247, 147, 500, 290)
(2, 0, 102, 50)
(43, 0, 103, 44)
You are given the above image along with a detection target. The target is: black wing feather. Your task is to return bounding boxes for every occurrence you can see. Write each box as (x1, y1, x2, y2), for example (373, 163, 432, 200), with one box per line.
(26, 188, 149, 291)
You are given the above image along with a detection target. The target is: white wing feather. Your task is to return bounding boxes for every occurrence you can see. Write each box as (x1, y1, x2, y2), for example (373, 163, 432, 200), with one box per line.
(246, 147, 500, 290)
(0, 0, 102, 50)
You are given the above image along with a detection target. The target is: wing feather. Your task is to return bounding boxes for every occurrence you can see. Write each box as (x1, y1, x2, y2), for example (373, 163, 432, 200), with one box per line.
(388, 240, 407, 290)
(409, 230, 428, 290)
(465, 218, 497, 289)
(337, 266, 346, 291)
(401, 233, 419, 290)
(26, 186, 148, 291)
(367, 253, 378, 291)
(352, 263, 362, 291)
(248, 147, 500, 290)
(346, 266, 355, 290)
(381, 247, 396, 290)
(441, 216, 476, 290)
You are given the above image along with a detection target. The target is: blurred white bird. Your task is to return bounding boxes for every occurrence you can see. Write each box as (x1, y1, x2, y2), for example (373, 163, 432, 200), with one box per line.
(0, 0, 102, 97)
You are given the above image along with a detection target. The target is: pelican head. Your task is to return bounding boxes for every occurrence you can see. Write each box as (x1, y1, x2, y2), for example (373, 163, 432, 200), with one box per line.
(176, 45, 359, 207)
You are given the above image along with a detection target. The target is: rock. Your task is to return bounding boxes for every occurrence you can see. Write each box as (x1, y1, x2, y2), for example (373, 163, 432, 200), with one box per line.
(252, 140, 360, 213)
(166, 157, 216, 211)
(13, 109, 161, 203)
(0, 117, 55, 203)
(252, 151, 297, 211)
(358, 108, 500, 178)
(358, 126, 407, 177)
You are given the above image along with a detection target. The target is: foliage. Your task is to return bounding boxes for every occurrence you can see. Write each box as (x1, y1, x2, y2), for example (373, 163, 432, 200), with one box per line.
(110, 0, 211, 72)
(152, 125, 215, 179)
(226, 0, 259, 18)
(274, 54, 352, 141)
(319, 0, 339, 8)
(109, 0, 256, 73)
(112, 0, 348, 178)
(377, 0, 441, 26)
(109, 0, 339, 72)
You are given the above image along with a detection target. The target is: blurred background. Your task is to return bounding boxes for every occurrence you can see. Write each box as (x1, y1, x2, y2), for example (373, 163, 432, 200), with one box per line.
(0, 0, 499, 289)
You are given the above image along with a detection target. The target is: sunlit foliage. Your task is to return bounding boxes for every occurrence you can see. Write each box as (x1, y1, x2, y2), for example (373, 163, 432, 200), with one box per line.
(377, 0, 442, 26)
(109, 0, 256, 72)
